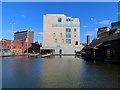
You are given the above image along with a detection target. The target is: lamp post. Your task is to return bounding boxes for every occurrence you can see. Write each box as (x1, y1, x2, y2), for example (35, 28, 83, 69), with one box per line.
(37, 33, 41, 55)
(26, 31, 29, 55)
(90, 18, 96, 40)
(36, 33, 39, 43)
(37, 32, 41, 55)
(90, 18, 97, 61)
(10, 22, 15, 53)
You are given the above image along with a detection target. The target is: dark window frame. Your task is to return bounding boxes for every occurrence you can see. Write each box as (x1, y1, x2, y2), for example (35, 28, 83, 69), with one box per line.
(58, 18, 62, 22)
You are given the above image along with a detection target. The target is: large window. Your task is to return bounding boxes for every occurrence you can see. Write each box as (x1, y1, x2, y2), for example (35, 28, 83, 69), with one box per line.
(74, 28, 77, 32)
(58, 18, 62, 22)
(66, 39, 71, 44)
(66, 28, 71, 32)
(66, 34, 71, 38)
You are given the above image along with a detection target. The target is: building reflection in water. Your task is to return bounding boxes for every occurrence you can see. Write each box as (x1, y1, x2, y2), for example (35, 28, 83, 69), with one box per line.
(2, 56, 120, 88)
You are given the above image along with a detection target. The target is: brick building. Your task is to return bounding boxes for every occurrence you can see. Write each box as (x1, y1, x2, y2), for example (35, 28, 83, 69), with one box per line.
(14, 30, 34, 46)
(24, 42, 42, 54)
(0, 30, 34, 54)
(0, 38, 27, 54)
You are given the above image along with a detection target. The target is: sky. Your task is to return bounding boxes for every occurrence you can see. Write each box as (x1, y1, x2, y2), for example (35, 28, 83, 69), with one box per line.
(2, 2, 118, 43)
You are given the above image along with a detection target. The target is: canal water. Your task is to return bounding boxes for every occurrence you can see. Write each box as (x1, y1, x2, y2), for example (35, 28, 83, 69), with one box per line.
(2, 56, 120, 88)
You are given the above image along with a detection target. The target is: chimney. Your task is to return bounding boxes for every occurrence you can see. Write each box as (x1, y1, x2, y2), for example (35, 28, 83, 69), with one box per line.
(87, 35, 90, 45)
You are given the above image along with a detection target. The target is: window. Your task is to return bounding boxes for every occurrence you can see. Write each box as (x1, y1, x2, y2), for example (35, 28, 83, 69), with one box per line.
(53, 33, 56, 37)
(66, 17, 73, 21)
(60, 33, 63, 37)
(75, 41, 78, 45)
(66, 18, 71, 21)
(62, 39, 64, 43)
(74, 28, 77, 32)
(66, 28, 71, 32)
(66, 34, 71, 38)
(13, 46, 16, 48)
(66, 39, 71, 44)
(55, 39, 57, 43)
(74, 35, 76, 37)
(58, 18, 62, 22)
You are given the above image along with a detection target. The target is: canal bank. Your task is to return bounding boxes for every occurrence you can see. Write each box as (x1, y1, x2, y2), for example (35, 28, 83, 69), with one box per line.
(0, 53, 54, 58)
(2, 56, 120, 88)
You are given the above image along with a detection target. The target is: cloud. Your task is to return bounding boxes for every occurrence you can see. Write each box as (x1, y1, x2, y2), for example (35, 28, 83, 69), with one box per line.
(83, 25, 88, 28)
(90, 18, 94, 21)
(98, 20, 112, 25)
(21, 14, 26, 18)
(38, 32, 43, 35)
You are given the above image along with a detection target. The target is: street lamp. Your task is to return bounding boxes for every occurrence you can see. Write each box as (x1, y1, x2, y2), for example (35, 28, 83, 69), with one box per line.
(90, 18, 97, 61)
(26, 31, 29, 55)
(90, 18, 96, 40)
(10, 22, 15, 52)
(36, 33, 39, 43)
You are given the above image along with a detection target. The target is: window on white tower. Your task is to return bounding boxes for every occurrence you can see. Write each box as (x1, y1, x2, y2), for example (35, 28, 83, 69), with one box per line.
(58, 18, 62, 22)
(55, 39, 57, 43)
(66, 39, 71, 44)
(60, 33, 63, 37)
(62, 39, 64, 43)
(53, 33, 56, 37)
(74, 28, 77, 32)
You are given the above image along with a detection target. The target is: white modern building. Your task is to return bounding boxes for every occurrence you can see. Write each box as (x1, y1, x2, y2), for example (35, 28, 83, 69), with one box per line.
(43, 14, 84, 55)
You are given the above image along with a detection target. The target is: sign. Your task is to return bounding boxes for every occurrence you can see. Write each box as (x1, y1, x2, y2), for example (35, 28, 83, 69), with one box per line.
(52, 24, 79, 27)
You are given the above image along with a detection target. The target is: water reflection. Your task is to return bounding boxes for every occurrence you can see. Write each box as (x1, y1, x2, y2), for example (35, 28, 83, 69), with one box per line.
(59, 55, 62, 58)
(2, 56, 120, 88)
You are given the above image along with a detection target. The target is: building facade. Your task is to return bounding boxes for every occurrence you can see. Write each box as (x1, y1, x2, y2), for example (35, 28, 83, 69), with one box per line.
(0, 38, 27, 54)
(111, 21, 120, 34)
(24, 42, 42, 54)
(43, 14, 83, 54)
(97, 27, 110, 39)
(14, 30, 34, 43)
(111, 21, 120, 28)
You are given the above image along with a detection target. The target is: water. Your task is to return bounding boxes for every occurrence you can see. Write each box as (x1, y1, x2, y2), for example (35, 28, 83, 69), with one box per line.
(2, 56, 120, 88)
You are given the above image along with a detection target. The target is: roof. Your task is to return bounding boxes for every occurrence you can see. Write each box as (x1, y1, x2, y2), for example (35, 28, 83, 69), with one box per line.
(45, 14, 65, 16)
(84, 33, 120, 49)
(14, 30, 33, 34)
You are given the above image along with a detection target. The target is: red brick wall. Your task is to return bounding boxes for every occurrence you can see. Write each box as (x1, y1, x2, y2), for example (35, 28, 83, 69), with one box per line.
(0, 38, 31, 53)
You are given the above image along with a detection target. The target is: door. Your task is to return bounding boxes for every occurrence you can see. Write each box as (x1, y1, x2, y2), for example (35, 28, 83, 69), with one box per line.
(59, 49, 62, 55)
(107, 49, 111, 59)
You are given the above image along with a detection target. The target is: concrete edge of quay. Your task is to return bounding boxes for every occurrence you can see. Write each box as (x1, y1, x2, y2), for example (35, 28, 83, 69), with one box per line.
(0, 53, 81, 58)
(0, 54, 28, 57)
